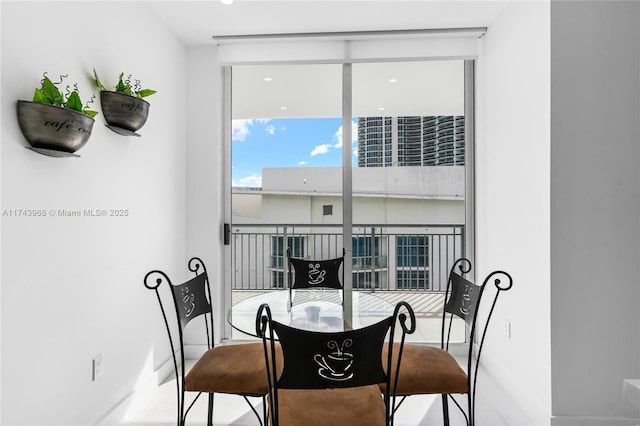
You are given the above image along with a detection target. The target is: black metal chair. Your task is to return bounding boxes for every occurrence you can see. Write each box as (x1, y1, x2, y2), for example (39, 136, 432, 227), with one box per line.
(256, 300, 416, 426)
(382, 258, 513, 426)
(287, 247, 345, 310)
(144, 257, 269, 426)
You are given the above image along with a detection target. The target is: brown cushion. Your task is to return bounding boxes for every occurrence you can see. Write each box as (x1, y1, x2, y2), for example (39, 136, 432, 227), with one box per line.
(380, 343, 468, 396)
(273, 385, 386, 426)
(185, 342, 282, 396)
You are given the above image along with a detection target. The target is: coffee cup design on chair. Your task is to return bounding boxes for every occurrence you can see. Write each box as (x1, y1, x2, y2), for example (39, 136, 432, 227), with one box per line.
(314, 338, 353, 381)
(181, 287, 196, 317)
(307, 262, 327, 285)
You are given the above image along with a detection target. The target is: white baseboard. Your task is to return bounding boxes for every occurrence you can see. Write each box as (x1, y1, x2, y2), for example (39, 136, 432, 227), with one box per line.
(185, 343, 209, 359)
(475, 351, 551, 426)
(92, 342, 259, 425)
(551, 415, 640, 426)
(93, 355, 176, 425)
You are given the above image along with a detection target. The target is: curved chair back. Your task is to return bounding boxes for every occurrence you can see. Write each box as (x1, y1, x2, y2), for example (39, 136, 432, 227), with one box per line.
(257, 301, 416, 426)
(286, 247, 345, 309)
(144, 257, 213, 426)
(441, 258, 513, 425)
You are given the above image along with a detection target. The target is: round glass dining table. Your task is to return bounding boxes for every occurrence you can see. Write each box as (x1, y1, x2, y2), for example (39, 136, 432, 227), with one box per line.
(227, 290, 395, 337)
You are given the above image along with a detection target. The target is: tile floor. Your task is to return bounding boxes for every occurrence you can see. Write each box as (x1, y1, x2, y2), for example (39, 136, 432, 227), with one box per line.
(121, 376, 448, 425)
(119, 291, 514, 425)
(119, 359, 509, 426)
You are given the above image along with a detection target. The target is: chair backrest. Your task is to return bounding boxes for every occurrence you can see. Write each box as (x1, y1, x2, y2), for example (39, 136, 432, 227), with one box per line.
(441, 258, 476, 350)
(144, 257, 213, 426)
(257, 301, 416, 426)
(287, 247, 345, 308)
(440, 257, 513, 423)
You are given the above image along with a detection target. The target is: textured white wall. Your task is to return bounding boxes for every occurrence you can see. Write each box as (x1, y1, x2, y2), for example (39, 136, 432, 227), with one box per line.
(550, 2, 640, 424)
(184, 46, 224, 348)
(0, 2, 187, 424)
(476, 1, 552, 424)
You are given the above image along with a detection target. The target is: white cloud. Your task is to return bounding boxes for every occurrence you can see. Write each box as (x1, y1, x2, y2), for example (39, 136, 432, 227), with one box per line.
(232, 119, 252, 142)
(265, 125, 276, 135)
(236, 174, 262, 188)
(332, 119, 358, 148)
(309, 119, 359, 157)
(298, 161, 307, 165)
(310, 144, 331, 156)
(232, 119, 272, 141)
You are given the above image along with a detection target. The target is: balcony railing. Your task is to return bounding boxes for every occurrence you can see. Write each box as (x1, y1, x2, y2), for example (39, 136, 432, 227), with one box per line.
(230, 223, 464, 292)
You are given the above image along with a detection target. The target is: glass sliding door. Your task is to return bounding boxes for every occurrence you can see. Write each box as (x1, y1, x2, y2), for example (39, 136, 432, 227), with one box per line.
(229, 64, 344, 338)
(351, 60, 467, 342)
(226, 60, 470, 343)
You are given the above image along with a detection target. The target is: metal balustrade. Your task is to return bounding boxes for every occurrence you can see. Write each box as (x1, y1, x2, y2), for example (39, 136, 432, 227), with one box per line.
(230, 224, 464, 293)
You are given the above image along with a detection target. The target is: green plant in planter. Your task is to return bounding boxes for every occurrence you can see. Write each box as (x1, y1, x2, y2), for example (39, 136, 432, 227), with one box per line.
(93, 69, 157, 99)
(32, 73, 99, 118)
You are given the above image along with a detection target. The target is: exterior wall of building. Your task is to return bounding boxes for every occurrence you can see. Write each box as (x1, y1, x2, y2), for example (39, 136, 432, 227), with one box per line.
(232, 166, 465, 291)
(232, 190, 262, 220)
(358, 116, 465, 167)
(235, 166, 464, 224)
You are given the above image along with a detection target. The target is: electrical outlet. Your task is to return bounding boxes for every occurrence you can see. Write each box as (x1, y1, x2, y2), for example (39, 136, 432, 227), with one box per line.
(503, 320, 511, 339)
(93, 354, 104, 381)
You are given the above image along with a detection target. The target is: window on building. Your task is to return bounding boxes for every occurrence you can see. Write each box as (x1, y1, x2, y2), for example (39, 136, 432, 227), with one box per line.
(352, 235, 383, 289)
(396, 235, 430, 289)
(271, 236, 305, 287)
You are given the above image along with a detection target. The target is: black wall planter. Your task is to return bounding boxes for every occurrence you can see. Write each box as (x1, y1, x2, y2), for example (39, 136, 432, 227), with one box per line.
(16, 100, 94, 157)
(100, 91, 150, 137)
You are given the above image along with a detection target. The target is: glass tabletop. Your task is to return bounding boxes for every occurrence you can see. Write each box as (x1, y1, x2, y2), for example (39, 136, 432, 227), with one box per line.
(227, 290, 395, 338)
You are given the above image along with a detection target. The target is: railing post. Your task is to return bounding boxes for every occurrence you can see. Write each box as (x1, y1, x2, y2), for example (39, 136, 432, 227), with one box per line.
(283, 226, 288, 289)
(370, 226, 376, 292)
(230, 223, 465, 294)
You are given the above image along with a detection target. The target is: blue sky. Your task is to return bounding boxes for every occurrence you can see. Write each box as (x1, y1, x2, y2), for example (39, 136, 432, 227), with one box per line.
(232, 117, 358, 187)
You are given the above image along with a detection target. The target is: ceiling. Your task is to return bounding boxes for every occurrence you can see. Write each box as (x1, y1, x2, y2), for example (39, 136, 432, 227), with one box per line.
(231, 60, 465, 119)
(147, 1, 509, 46)
(147, 1, 508, 119)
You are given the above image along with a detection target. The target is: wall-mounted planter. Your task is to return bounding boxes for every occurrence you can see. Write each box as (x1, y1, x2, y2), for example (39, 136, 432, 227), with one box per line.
(16, 100, 94, 158)
(100, 91, 149, 137)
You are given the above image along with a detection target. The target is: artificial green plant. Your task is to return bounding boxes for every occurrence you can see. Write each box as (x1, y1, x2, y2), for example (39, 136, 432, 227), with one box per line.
(32, 73, 98, 118)
(93, 69, 157, 99)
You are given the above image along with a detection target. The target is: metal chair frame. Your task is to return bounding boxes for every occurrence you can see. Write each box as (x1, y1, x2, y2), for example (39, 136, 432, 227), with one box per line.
(440, 258, 513, 426)
(286, 247, 345, 310)
(256, 301, 416, 426)
(144, 257, 265, 426)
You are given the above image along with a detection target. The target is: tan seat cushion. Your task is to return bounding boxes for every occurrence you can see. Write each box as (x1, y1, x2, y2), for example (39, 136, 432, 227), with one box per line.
(273, 384, 386, 426)
(185, 342, 282, 396)
(380, 343, 468, 396)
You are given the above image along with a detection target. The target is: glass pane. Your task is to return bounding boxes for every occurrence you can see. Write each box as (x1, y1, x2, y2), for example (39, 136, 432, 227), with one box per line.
(352, 61, 466, 343)
(230, 64, 343, 338)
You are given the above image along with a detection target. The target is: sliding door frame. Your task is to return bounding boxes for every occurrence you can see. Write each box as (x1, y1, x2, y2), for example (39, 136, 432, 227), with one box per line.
(220, 36, 479, 341)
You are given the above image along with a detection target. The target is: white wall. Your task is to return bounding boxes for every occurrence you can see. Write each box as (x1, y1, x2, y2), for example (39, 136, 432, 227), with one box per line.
(0, 2, 187, 424)
(184, 46, 224, 348)
(550, 2, 640, 424)
(476, 1, 552, 424)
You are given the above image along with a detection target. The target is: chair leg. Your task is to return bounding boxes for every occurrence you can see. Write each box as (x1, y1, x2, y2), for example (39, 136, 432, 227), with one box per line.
(442, 394, 450, 426)
(263, 396, 268, 426)
(241, 395, 265, 425)
(207, 393, 214, 426)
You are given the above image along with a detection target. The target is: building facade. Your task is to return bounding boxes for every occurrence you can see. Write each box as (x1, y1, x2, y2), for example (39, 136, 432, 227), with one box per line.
(357, 116, 465, 167)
